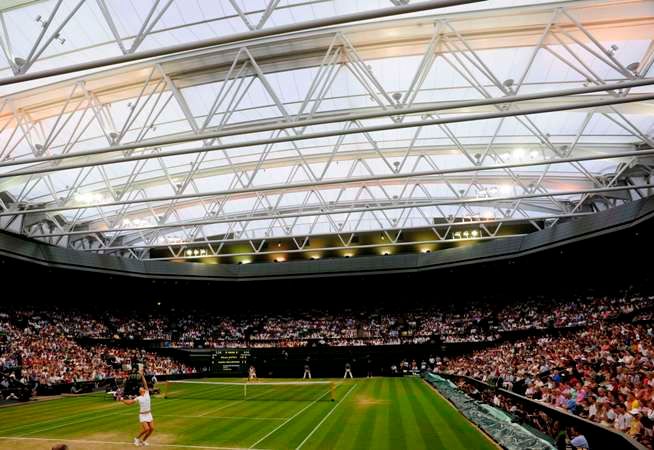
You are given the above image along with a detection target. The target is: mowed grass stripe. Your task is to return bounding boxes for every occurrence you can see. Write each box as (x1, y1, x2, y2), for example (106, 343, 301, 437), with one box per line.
(172, 395, 321, 447)
(0, 400, 120, 436)
(374, 378, 395, 450)
(0, 378, 496, 449)
(410, 378, 462, 449)
(408, 378, 484, 449)
(295, 383, 358, 449)
(302, 388, 361, 450)
(250, 382, 354, 448)
(27, 402, 143, 437)
(417, 380, 499, 450)
(270, 383, 354, 449)
(156, 399, 300, 447)
(296, 379, 394, 450)
(258, 402, 331, 449)
(229, 386, 336, 448)
(413, 379, 497, 450)
(0, 395, 106, 427)
(241, 401, 327, 448)
(351, 379, 381, 450)
(387, 378, 407, 449)
(0, 436, 267, 449)
(208, 400, 308, 447)
(174, 391, 306, 446)
(394, 378, 435, 449)
(248, 388, 334, 448)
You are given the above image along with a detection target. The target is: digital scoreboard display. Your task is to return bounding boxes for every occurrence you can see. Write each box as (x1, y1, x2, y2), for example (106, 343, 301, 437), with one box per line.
(211, 349, 250, 374)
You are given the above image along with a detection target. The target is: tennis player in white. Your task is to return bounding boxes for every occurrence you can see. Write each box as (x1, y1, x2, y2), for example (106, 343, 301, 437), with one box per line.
(121, 370, 155, 446)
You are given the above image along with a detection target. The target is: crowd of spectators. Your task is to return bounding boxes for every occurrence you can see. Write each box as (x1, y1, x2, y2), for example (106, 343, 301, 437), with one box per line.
(0, 292, 652, 409)
(442, 322, 654, 447)
(169, 295, 652, 348)
(2, 294, 648, 349)
(0, 312, 191, 392)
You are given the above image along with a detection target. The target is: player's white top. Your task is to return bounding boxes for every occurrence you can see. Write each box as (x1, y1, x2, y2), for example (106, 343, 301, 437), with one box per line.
(137, 392, 151, 414)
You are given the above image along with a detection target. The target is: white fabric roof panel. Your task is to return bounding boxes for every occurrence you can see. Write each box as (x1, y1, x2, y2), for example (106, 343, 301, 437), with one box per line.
(0, 0, 651, 259)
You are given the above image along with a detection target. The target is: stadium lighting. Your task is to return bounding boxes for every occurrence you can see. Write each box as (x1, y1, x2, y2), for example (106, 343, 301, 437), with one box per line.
(185, 250, 192, 256)
(421, 248, 432, 254)
(310, 255, 320, 260)
(453, 231, 462, 239)
(344, 253, 352, 258)
(471, 230, 479, 238)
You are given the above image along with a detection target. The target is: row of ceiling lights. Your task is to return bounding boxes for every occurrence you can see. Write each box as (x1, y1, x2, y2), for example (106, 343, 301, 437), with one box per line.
(181, 229, 483, 263)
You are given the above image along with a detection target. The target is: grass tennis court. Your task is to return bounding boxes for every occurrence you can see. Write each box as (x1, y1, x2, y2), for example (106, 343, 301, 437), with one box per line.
(0, 377, 497, 450)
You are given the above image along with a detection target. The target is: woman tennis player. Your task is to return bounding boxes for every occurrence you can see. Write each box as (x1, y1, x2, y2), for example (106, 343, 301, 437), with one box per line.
(121, 369, 155, 446)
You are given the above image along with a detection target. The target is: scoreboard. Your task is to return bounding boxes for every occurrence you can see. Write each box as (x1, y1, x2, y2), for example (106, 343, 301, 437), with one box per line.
(211, 349, 250, 374)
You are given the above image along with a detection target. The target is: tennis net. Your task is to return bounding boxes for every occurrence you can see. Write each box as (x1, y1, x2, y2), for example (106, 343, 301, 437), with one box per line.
(163, 380, 336, 402)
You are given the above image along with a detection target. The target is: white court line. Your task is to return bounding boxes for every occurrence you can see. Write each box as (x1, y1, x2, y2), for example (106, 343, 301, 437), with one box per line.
(154, 414, 287, 421)
(295, 383, 358, 450)
(14, 406, 126, 437)
(169, 381, 331, 386)
(248, 390, 332, 449)
(197, 388, 270, 417)
(198, 400, 244, 417)
(0, 436, 269, 450)
(11, 391, 276, 437)
(0, 402, 118, 435)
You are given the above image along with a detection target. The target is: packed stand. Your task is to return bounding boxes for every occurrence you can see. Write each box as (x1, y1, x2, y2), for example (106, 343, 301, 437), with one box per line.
(0, 312, 191, 393)
(2, 294, 652, 349)
(141, 294, 654, 347)
(442, 322, 654, 447)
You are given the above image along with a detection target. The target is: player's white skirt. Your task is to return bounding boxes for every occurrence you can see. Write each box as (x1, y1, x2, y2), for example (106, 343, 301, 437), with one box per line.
(139, 413, 154, 423)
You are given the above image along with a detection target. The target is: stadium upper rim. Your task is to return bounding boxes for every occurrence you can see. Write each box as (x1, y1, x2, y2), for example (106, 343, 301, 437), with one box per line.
(0, 0, 652, 265)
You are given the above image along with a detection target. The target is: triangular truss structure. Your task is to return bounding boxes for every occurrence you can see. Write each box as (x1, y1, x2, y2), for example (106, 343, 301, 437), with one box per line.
(0, 0, 653, 262)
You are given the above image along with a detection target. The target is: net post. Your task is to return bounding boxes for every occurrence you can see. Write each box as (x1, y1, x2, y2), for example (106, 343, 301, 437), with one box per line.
(330, 382, 336, 402)
(244, 383, 247, 399)
(163, 380, 170, 399)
